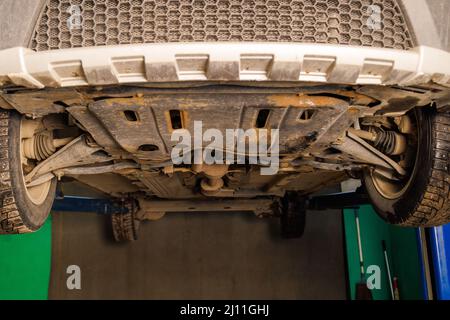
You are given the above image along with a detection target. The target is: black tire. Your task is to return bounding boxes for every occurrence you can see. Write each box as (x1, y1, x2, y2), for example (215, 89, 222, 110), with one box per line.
(0, 110, 57, 234)
(111, 201, 139, 242)
(280, 192, 306, 239)
(364, 108, 449, 227)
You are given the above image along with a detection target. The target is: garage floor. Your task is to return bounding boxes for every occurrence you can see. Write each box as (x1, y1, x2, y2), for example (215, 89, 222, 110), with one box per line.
(48, 209, 347, 299)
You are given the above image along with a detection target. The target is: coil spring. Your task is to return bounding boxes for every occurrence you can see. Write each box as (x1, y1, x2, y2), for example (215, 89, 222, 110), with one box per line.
(374, 131, 397, 155)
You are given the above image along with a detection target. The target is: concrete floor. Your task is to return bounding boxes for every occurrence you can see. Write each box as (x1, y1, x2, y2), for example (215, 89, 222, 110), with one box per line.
(49, 209, 347, 299)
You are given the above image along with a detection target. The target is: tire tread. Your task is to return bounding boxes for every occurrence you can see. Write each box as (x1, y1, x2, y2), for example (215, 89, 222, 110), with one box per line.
(0, 110, 33, 234)
(111, 201, 138, 242)
(399, 113, 450, 227)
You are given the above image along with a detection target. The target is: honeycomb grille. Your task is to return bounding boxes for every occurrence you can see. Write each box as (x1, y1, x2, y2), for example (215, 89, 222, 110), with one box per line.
(31, 0, 415, 52)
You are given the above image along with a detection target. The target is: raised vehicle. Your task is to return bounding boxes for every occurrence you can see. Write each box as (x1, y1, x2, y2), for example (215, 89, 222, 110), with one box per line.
(0, 0, 448, 240)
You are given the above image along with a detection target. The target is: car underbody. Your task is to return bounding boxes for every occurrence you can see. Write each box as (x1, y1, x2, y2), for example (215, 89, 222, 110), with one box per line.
(0, 0, 449, 239)
(0, 80, 447, 216)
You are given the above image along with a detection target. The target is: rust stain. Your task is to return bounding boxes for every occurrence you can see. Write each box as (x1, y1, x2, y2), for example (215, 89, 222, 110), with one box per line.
(268, 90, 377, 108)
(177, 98, 210, 109)
(103, 97, 145, 106)
(334, 90, 377, 105)
(267, 94, 346, 108)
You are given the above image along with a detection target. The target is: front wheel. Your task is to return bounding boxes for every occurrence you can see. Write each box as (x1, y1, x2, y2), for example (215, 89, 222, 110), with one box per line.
(0, 111, 56, 234)
(364, 108, 449, 227)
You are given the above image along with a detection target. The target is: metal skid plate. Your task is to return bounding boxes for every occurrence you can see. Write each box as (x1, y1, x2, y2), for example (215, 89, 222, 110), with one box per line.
(75, 91, 352, 161)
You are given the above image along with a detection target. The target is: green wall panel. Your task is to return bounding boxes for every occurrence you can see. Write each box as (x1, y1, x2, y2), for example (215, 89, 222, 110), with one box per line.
(0, 216, 52, 300)
(344, 205, 423, 300)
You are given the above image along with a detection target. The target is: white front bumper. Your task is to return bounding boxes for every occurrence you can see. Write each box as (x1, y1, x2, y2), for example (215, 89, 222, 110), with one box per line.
(0, 43, 450, 89)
